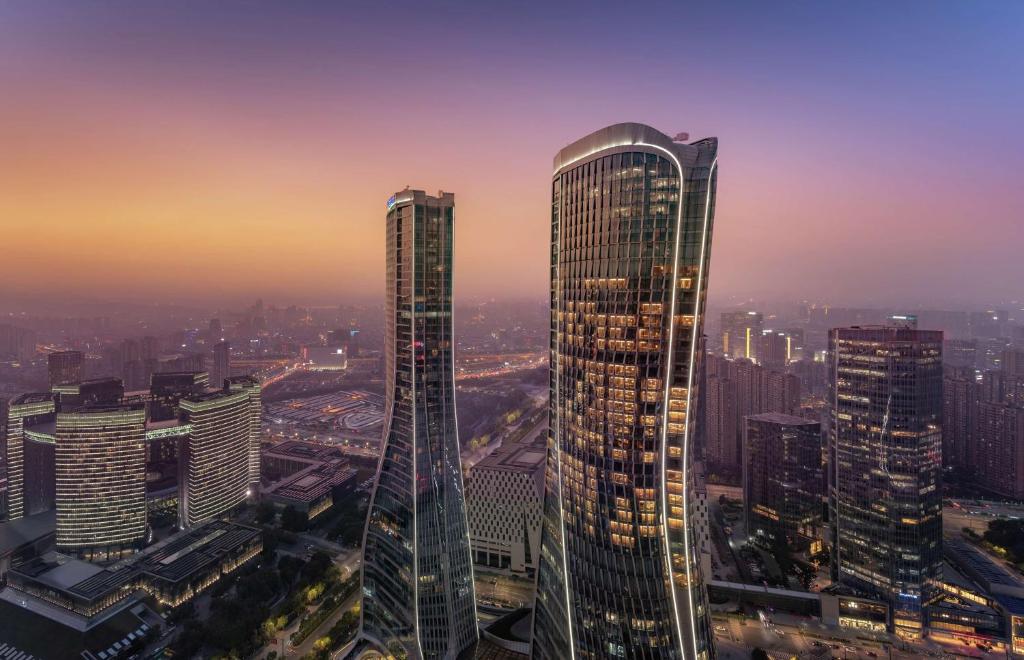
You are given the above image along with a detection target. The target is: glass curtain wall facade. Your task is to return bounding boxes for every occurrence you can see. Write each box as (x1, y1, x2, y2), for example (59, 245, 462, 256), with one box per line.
(828, 326, 943, 639)
(743, 413, 822, 549)
(358, 190, 477, 660)
(533, 123, 718, 660)
(55, 402, 147, 560)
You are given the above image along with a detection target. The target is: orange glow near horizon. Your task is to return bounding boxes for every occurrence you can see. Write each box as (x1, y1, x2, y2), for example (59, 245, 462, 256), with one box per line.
(1, 3, 1022, 308)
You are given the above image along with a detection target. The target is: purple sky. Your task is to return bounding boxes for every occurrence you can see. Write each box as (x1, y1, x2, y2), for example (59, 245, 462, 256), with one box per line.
(1, 1, 1022, 308)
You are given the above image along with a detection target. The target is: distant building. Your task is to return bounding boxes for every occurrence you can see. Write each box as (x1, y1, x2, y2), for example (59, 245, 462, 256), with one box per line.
(149, 371, 209, 422)
(974, 401, 1024, 499)
(759, 329, 790, 371)
(705, 369, 739, 467)
(0, 324, 37, 361)
(47, 350, 83, 388)
(226, 375, 262, 488)
(943, 366, 979, 471)
(944, 339, 977, 369)
(4, 393, 57, 521)
(212, 341, 231, 387)
(704, 354, 801, 473)
(54, 401, 147, 561)
(179, 390, 252, 528)
(466, 435, 545, 575)
(721, 310, 764, 360)
(743, 413, 822, 550)
(828, 325, 943, 639)
(302, 344, 347, 371)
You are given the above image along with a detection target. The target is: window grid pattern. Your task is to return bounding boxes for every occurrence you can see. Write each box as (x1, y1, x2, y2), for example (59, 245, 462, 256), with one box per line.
(534, 135, 717, 660)
(55, 405, 147, 561)
(828, 327, 943, 639)
(361, 192, 477, 660)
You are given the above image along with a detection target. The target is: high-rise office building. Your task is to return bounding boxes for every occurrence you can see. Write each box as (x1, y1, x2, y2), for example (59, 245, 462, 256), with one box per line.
(55, 401, 148, 560)
(943, 338, 977, 370)
(4, 393, 56, 520)
(533, 123, 718, 659)
(743, 413, 822, 550)
(828, 325, 943, 639)
(212, 340, 231, 387)
(178, 390, 252, 528)
(149, 371, 209, 422)
(721, 311, 763, 361)
(358, 189, 477, 660)
(758, 329, 789, 372)
(226, 375, 262, 488)
(47, 350, 84, 387)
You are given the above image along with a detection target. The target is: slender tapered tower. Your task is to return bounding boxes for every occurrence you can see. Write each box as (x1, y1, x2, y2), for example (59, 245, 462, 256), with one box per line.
(533, 124, 719, 659)
(357, 189, 477, 660)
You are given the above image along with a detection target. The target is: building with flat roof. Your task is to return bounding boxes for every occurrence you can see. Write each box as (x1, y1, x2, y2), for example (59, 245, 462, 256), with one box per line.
(829, 325, 943, 639)
(6, 520, 261, 623)
(466, 435, 545, 575)
(4, 393, 56, 521)
(0, 509, 55, 583)
(743, 412, 822, 551)
(264, 460, 356, 519)
(179, 390, 252, 528)
(226, 375, 262, 488)
(55, 401, 148, 561)
(149, 371, 208, 422)
(721, 311, 763, 361)
(47, 351, 83, 388)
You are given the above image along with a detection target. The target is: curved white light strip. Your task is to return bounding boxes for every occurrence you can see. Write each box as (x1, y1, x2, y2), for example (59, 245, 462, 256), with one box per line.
(553, 140, 715, 659)
(553, 175, 577, 659)
(679, 156, 718, 660)
(410, 204, 423, 658)
(450, 205, 481, 648)
(654, 144, 698, 660)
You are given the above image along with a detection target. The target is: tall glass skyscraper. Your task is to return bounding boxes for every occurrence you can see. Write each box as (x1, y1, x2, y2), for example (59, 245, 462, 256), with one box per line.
(828, 325, 943, 639)
(358, 190, 477, 660)
(533, 124, 718, 659)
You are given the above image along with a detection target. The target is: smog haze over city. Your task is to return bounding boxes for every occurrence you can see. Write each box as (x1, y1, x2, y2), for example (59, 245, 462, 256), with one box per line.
(2, 2, 1024, 660)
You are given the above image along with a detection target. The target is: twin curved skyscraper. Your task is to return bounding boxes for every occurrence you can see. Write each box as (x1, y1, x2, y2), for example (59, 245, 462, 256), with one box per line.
(358, 124, 719, 659)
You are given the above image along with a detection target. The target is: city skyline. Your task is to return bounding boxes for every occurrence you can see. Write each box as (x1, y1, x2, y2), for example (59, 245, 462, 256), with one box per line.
(2, 1, 1023, 308)
(2, 3, 1024, 659)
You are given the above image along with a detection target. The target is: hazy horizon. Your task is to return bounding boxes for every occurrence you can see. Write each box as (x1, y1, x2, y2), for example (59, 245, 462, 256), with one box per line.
(2, 1, 1022, 309)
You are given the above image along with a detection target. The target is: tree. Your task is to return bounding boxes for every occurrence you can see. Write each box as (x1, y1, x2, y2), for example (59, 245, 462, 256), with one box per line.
(281, 505, 309, 532)
(751, 648, 770, 660)
(256, 501, 277, 525)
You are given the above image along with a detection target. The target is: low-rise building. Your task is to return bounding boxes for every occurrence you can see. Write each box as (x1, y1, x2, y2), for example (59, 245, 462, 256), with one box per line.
(465, 435, 544, 575)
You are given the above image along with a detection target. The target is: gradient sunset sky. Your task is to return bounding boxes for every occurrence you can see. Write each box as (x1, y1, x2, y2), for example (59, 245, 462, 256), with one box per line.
(1, 1, 1022, 308)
